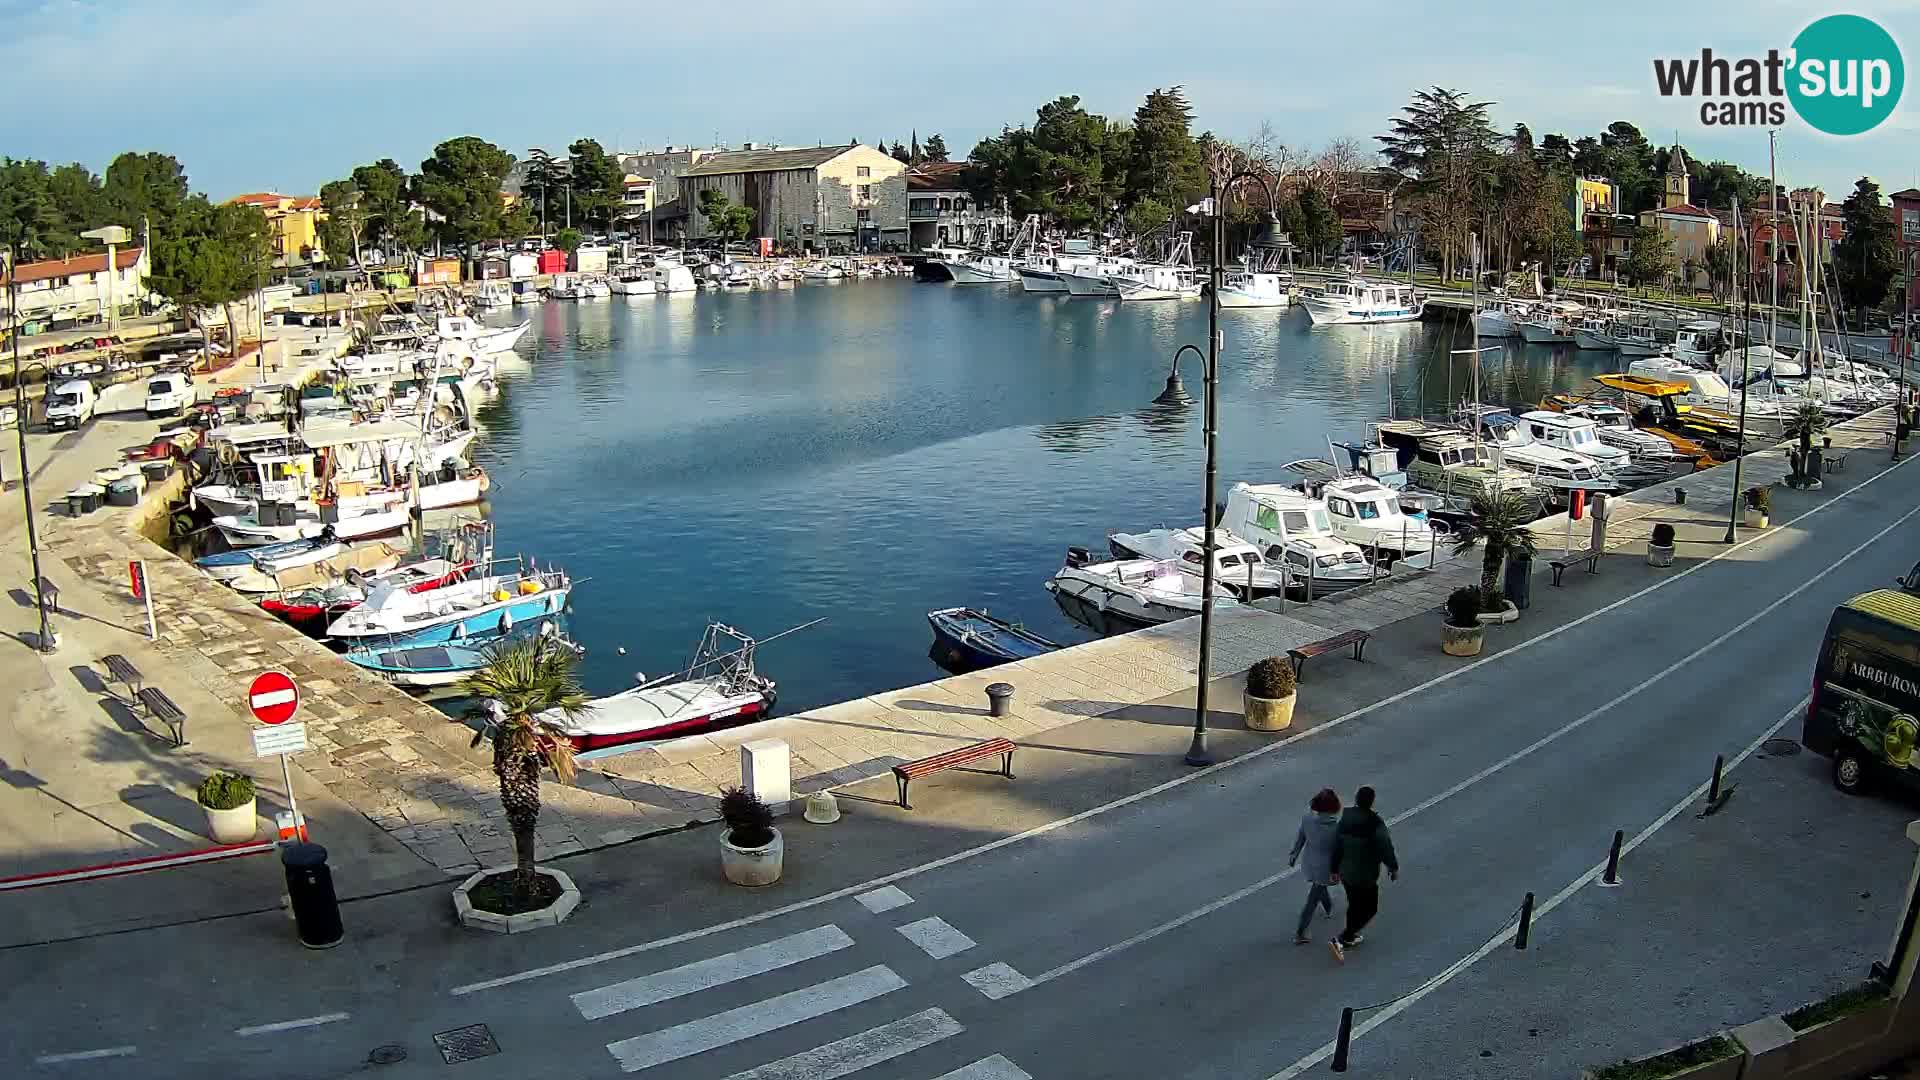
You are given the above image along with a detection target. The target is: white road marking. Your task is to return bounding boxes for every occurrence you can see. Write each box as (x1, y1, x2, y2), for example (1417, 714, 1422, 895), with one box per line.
(605, 965, 907, 1073)
(896, 916, 977, 959)
(855, 885, 914, 914)
(996, 494, 1920, 994)
(233, 1012, 350, 1037)
(449, 448, 1912, 997)
(932, 1055, 1036, 1080)
(34, 1046, 136, 1064)
(1262, 699, 1806, 1080)
(718, 1007, 962, 1080)
(961, 962, 1033, 1000)
(573, 925, 854, 1021)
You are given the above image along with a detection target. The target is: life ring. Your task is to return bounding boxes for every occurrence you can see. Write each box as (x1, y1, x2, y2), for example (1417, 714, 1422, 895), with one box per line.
(218, 443, 240, 466)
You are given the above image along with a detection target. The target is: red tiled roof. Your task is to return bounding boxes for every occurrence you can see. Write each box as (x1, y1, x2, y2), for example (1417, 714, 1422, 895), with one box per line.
(1891, 188, 1920, 201)
(228, 192, 320, 212)
(1648, 203, 1715, 219)
(2, 247, 143, 286)
(907, 162, 971, 191)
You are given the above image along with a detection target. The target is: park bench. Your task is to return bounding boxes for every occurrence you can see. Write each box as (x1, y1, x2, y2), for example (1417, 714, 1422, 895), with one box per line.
(892, 738, 1016, 810)
(136, 686, 187, 747)
(101, 653, 144, 700)
(1550, 548, 1601, 586)
(1826, 447, 1853, 472)
(1287, 629, 1371, 680)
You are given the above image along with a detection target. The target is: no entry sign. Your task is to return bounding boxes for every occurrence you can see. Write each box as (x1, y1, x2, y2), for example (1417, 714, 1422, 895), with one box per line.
(248, 670, 300, 725)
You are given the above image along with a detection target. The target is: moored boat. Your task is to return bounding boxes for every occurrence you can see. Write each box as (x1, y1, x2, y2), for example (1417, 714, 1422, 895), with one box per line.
(1044, 549, 1239, 633)
(927, 607, 1060, 673)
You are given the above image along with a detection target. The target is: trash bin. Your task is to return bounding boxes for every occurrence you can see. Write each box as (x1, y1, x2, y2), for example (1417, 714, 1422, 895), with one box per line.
(1503, 552, 1533, 611)
(986, 682, 1014, 718)
(281, 842, 343, 949)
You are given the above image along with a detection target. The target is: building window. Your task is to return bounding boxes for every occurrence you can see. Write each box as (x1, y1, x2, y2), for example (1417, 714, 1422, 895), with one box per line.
(856, 166, 871, 178)
(858, 185, 871, 202)
(857, 209, 870, 223)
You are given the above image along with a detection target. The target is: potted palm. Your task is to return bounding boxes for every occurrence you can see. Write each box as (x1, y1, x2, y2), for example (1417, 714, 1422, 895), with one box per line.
(1442, 586, 1485, 656)
(1784, 401, 1828, 489)
(719, 787, 783, 886)
(1452, 491, 1535, 623)
(1648, 523, 1676, 567)
(1243, 657, 1297, 732)
(197, 771, 257, 844)
(1744, 485, 1771, 529)
(452, 635, 589, 931)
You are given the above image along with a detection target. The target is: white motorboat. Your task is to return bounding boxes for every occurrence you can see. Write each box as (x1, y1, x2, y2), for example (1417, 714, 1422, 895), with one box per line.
(1112, 232, 1201, 301)
(800, 263, 844, 281)
(541, 622, 791, 755)
(1628, 356, 1790, 434)
(1301, 474, 1439, 567)
(434, 316, 530, 355)
(213, 494, 411, 547)
(1517, 300, 1583, 343)
(1558, 403, 1691, 467)
(1215, 264, 1292, 308)
(1219, 483, 1374, 592)
(1045, 551, 1239, 631)
(326, 569, 571, 645)
(1456, 406, 1620, 505)
(195, 535, 342, 583)
(650, 262, 699, 293)
(1107, 527, 1289, 597)
(945, 251, 1018, 284)
(1514, 410, 1638, 477)
(1300, 278, 1423, 325)
(472, 282, 514, 310)
(612, 275, 657, 296)
(1668, 320, 1724, 365)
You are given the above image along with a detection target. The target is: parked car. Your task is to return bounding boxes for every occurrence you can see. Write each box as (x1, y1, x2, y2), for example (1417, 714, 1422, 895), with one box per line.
(144, 371, 195, 417)
(44, 379, 97, 430)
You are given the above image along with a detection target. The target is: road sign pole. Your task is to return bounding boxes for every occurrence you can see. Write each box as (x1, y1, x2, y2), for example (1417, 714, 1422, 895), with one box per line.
(139, 561, 155, 641)
(280, 753, 301, 843)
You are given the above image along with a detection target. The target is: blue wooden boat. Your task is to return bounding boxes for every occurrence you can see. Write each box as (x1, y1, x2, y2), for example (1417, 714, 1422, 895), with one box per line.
(927, 607, 1059, 673)
(344, 622, 577, 688)
(195, 534, 337, 582)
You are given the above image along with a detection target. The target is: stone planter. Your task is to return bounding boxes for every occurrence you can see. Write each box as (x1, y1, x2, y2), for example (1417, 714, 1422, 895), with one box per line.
(1647, 543, 1675, 567)
(453, 866, 581, 933)
(1476, 601, 1519, 625)
(1781, 997, 1897, 1074)
(1579, 1036, 1744, 1080)
(721, 826, 784, 887)
(1441, 622, 1484, 657)
(1243, 691, 1296, 732)
(1744, 508, 1769, 529)
(203, 798, 257, 844)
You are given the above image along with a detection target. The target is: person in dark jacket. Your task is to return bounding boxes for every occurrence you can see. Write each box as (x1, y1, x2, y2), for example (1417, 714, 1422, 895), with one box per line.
(1287, 788, 1342, 944)
(1329, 785, 1398, 962)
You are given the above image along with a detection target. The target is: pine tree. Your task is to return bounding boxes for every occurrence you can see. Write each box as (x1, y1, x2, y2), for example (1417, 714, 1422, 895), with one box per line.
(1833, 177, 1897, 328)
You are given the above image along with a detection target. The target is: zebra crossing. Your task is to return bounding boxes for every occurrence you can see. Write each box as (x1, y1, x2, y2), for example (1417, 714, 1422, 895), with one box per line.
(567, 889, 1034, 1078)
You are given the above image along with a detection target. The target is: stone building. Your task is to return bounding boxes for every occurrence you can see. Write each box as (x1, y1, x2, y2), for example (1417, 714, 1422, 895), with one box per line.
(906, 162, 1010, 250)
(678, 145, 907, 252)
(1636, 145, 1721, 290)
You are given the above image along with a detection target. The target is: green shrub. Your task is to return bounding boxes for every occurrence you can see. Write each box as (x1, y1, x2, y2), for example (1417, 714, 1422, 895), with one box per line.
(1589, 1035, 1739, 1080)
(1445, 587, 1482, 628)
(1479, 587, 1506, 613)
(1651, 523, 1675, 546)
(1783, 981, 1888, 1031)
(1246, 657, 1296, 699)
(720, 787, 775, 848)
(197, 771, 255, 810)
(1746, 485, 1771, 512)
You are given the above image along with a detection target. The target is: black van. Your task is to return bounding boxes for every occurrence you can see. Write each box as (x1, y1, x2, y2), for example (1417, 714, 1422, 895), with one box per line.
(1805, 589, 1920, 795)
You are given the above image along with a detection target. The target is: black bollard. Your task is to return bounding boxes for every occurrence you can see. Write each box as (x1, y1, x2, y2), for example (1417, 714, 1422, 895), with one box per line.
(986, 682, 1014, 718)
(282, 842, 344, 949)
(1600, 829, 1624, 887)
(1516, 892, 1535, 950)
(1331, 1007, 1355, 1072)
(1707, 755, 1724, 805)
(1674, 487, 1686, 506)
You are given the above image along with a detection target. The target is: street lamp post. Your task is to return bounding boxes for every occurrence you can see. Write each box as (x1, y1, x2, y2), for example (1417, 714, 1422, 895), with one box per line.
(4, 238, 56, 652)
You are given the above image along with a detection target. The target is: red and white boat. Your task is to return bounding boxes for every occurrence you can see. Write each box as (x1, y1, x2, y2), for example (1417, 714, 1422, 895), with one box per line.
(545, 620, 820, 758)
(259, 557, 477, 628)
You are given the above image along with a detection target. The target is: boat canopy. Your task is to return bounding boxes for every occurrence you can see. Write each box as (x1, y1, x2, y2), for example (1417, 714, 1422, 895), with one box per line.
(302, 419, 428, 448)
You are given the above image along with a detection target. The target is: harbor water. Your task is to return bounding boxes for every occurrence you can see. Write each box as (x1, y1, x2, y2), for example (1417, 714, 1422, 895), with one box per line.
(469, 281, 1624, 714)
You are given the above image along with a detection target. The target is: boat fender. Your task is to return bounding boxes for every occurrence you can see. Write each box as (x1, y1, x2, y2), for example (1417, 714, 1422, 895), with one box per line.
(548, 593, 562, 614)
(500, 611, 514, 633)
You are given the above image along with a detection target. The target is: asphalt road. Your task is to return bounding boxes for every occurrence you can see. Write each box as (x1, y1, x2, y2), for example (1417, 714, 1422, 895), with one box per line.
(8, 454, 1920, 1080)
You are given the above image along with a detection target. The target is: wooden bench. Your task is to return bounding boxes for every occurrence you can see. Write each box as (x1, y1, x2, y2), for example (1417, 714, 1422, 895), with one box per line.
(101, 653, 144, 700)
(1550, 548, 1601, 585)
(136, 686, 187, 747)
(892, 738, 1016, 809)
(1287, 629, 1371, 679)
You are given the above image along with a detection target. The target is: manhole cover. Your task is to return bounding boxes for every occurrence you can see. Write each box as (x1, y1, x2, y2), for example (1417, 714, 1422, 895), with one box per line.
(433, 1024, 500, 1064)
(368, 1045, 408, 1066)
(1760, 738, 1803, 757)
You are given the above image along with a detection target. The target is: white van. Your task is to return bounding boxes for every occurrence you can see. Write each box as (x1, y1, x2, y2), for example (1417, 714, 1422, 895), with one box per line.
(44, 380, 97, 431)
(144, 372, 195, 417)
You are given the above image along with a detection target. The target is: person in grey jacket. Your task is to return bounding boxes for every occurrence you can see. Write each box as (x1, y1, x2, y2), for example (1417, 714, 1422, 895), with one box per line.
(1287, 788, 1343, 945)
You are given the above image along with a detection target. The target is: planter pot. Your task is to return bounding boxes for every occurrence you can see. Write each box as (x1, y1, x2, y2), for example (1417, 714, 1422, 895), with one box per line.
(1441, 622, 1484, 657)
(721, 826, 784, 886)
(452, 866, 581, 934)
(1476, 601, 1519, 625)
(1647, 543, 1675, 567)
(1743, 508, 1769, 529)
(203, 798, 257, 844)
(1243, 691, 1296, 732)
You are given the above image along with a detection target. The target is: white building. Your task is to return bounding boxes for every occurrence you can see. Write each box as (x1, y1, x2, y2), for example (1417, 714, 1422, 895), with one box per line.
(2, 246, 150, 329)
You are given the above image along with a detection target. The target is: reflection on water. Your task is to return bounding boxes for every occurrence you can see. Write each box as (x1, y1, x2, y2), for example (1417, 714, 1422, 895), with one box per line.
(471, 285, 1624, 713)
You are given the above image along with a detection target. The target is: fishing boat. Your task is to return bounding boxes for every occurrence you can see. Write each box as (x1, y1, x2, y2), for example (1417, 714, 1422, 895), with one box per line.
(927, 608, 1060, 673)
(541, 621, 821, 756)
(1045, 550, 1240, 633)
(1112, 233, 1202, 301)
(1627, 356, 1789, 435)
(1668, 319, 1724, 365)
(324, 568, 571, 645)
(1589, 374, 1757, 458)
(195, 533, 341, 583)
(1516, 300, 1583, 343)
(1058, 256, 1138, 297)
(1570, 315, 1619, 352)
(1015, 245, 1102, 293)
(1215, 250, 1293, 309)
(1472, 298, 1526, 338)
(226, 540, 407, 595)
(1299, 278, 1423, 325)
(1107, 527, 1290, 598)
(945, 251, 1018, 284)
(213, 494, 411, 547)
(345, 621, 579, 689)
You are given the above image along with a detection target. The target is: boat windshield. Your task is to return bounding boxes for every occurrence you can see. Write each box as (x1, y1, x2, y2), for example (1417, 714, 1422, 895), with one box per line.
(1569, 427, 1598, 447)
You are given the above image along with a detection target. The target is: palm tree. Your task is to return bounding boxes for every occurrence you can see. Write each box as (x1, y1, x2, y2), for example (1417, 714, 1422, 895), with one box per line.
(1451, 491, 1539, 608)
(1783, 401, 1829, 485)
(459, 635, 589, 900)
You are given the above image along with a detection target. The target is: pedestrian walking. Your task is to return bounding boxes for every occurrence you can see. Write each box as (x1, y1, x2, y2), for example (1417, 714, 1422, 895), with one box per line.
(1288, 788, 1342, 945)
(1329, 785, 1398, 963)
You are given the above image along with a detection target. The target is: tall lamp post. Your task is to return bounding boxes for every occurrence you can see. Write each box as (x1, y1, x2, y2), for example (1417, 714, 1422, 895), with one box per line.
(4, 236, 56, 652)
(1151, 164, 1284, 767)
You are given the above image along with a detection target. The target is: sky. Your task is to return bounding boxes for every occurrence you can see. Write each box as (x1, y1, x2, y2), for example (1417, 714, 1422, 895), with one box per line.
(0, 0, 1914, 203)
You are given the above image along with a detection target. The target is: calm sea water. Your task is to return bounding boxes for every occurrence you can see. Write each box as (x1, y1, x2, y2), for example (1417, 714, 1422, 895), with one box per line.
(467, 282, 1620, 712)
